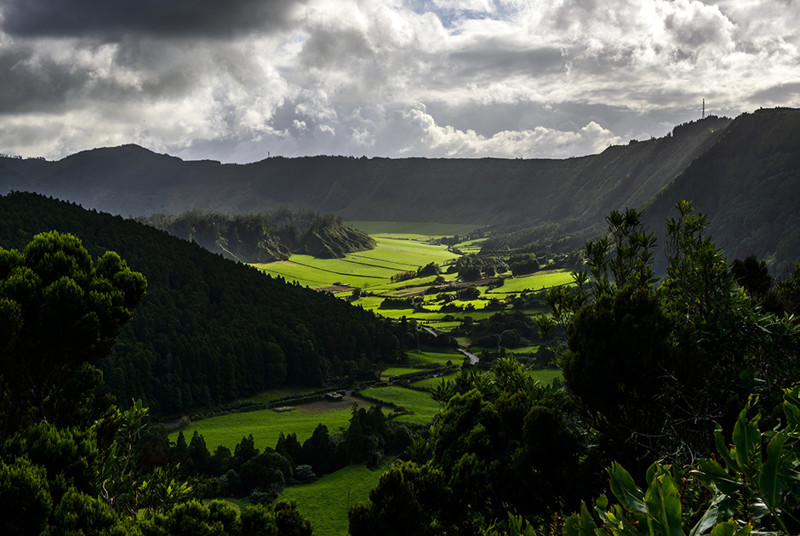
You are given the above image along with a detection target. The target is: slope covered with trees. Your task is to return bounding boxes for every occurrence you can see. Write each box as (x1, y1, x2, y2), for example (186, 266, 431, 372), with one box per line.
(0, 231, 314, 535)
(643, 107, 800, 275)
(0, 192, 405, 415)
(140, 208, 375, 263)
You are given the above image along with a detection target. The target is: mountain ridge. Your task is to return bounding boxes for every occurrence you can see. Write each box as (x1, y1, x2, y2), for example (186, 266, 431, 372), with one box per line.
(0, 114, 731, 225)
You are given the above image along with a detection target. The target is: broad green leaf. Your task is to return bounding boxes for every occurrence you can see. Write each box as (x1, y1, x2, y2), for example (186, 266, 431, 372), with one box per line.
(783, 386, 800, 429)
(609, 462, 647, 514)
(714, 424, 739, 472)
(731, 402, 761, 473)
(759, 430, 788, 508)
(645, 473, 683, 536)
(708, 520, 736, 536)
(688, 494, 735, 536)
(693, 459, 742, 495)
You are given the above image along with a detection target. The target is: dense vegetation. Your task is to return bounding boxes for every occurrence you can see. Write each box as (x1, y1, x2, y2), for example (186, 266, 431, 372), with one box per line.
(0, 231, 315, 535)
(643, 107, 800, 275)
(349, 204, 800, 535)
(0, 192, 408, 415)
(140, 208, 375, 262)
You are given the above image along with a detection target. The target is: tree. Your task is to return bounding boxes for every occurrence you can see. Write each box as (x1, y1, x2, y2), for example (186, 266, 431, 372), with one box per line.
(0, 231, 146, 432)
(732, 254, 773, 300)
(348, 462, 456, 536)
(0, 457, 53, 536)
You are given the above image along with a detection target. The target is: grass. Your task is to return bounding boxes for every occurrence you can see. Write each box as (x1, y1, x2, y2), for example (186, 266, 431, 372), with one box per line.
(411, 373, 458, 390)
(359, 386, 441, 425)
(170, 398, 374, 451)
(380, 367, 423, 378)
(487, 270, 575, 294)
(280, 462, 392, 536)
(254, 237, 458, 290)
(244, 386, 321, 404)
(530, 369, 563, 384)
(405, 347, 463, 366)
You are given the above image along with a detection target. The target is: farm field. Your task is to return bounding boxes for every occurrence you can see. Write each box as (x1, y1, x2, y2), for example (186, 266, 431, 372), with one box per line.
(411, 373, 459, 390)
(280, 462, 393, 536)
(170, 396, 376, 451)
(486, 270, 575, 294)
(359, 386, 441, 425)
(254, 236, 458, 290)
(530, 369, 564, 384)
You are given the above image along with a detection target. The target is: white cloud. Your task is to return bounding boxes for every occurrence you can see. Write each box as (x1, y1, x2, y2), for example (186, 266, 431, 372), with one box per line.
(0, 0, 797, 161)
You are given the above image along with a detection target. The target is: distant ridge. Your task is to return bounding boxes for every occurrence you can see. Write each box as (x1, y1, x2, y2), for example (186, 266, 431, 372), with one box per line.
(2, 108, 800, 269)
(642, 107, 800, 275)
(0, 115, 731, 225)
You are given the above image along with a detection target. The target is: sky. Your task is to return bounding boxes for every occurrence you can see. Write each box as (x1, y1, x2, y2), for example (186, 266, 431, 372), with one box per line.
(0, 0, 798, 163)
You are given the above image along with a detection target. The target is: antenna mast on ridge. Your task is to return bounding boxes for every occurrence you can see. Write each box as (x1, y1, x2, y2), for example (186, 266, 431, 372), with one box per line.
(702, 99, 705, 119)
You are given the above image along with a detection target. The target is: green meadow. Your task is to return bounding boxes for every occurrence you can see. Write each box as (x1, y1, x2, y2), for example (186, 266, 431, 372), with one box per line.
(411, 373, 459, 390)
(487, 270, 575, 294)
(280, 462, 393, 536)
(170, 398, 375, 451)
(254, 236, 458, 290)
(359, 386, 441, 424)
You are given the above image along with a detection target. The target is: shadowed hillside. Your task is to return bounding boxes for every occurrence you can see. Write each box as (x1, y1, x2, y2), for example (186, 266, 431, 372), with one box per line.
(141, 209, 376, 262)
(0, 192, 404, 415)
(0, 115, 730, 227)
(642, 108, 800, 275)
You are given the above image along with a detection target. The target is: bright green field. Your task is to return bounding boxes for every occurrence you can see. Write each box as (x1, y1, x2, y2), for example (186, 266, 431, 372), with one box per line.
(347, 221, 478, 236)
(254, 237, 458, 290)
(169, 399, 375, 451)
(360, 386, 441, 424)
(281, 462, 392, 536)
(530, 369, 563, 384)
(380, 367, 423, 378)
(411, 373, 458, 390)
(406, 347, 463, 366)
(486, 270, 574, 294)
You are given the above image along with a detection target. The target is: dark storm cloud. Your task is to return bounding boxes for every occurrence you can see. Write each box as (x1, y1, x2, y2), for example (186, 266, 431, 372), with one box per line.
(1, 0, 301, 39)
(749, 82, 800, 104)
(448, 45, 565, 79)
(0, 44, 127, 114)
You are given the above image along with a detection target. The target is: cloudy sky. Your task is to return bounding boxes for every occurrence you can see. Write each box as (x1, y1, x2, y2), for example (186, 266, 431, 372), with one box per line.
(0, 0, 798, 162)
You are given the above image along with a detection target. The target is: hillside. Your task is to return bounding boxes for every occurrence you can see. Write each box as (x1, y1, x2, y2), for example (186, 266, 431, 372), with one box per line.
(0, 192, 404, 415)
(141, 209, 376, 262)
(642, 108, 800, 275)
(0, 115, 730, 227)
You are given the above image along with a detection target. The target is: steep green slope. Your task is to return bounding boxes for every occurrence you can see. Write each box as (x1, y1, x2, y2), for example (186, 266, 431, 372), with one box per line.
(0, 192, 403, 415)
(643, 108, 800, 275)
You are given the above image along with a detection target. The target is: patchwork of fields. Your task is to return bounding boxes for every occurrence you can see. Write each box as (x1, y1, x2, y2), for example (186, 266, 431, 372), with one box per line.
(179, 221, 572, 534)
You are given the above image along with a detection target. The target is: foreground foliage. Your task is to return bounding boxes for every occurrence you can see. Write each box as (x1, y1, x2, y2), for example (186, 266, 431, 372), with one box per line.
(0, 232, 314, 535)
(353, 203, 800, 536)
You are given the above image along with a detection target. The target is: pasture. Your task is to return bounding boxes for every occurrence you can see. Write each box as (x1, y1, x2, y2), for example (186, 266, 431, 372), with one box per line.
(359, 386, 441, 425)
(254, 236, 458, 290)
(280, 462, 393, 536)
(169, 396, 374, 451)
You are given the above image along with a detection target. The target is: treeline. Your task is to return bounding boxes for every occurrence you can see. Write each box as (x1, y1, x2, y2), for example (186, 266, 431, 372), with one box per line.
(0, 193, 407, 415)
(141, 207, 375, 262)
(161, 405, 417, 504)
(0, 230, 315, 535)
